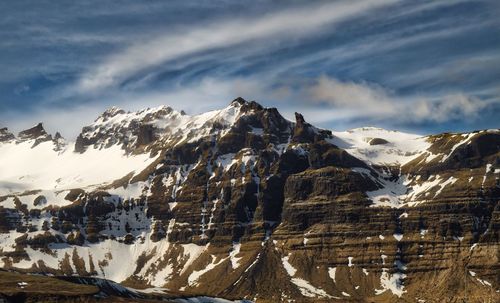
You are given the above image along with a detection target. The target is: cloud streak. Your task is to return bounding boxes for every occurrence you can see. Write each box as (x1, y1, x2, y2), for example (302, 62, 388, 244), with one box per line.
(77, 0, 397, 92)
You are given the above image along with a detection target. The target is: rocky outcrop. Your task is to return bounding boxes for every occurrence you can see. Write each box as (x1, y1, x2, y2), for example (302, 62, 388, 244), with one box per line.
(53, 132, 66, 152)
(18, 123, 48, 140)
(17, 123, 54, 148)
(74, 105, 180, 153)
(15, 123, 66, 151)
(369, 137, 389, 145)
(0, 128, 15, 143)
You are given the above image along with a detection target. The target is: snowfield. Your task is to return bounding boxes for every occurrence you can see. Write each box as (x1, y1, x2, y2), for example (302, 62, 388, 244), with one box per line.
(330, 127, 431, 166)
(0, 140, 157, 196)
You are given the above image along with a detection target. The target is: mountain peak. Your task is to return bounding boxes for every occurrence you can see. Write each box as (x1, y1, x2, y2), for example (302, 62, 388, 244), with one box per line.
(230, 97, 248, 106)
(294, 112, 306, 126)
(18, 122, 48, 140)
(75, 104, 185, 153)
(0, 127, 15, 143)
(99, 106, 126, 121)
(229, 97, 265, 114)
(16, 122, 63, 149)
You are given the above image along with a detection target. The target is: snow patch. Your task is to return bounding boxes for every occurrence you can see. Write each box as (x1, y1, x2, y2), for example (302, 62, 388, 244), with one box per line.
(348, 256, 354, 267)
(375, 269, 406, 297)
(188, 255, 225, 287)
(281, 254, 297, 276)
(328, 267, 336, 283)
(229, 242, 242, 269)
(282, 254, 333, 299)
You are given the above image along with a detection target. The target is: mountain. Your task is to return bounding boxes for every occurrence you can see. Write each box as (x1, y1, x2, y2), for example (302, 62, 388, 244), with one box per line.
(0, 98, 498, 302)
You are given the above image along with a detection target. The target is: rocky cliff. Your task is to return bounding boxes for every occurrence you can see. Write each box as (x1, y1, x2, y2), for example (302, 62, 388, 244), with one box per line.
(0, 98, 498, 302)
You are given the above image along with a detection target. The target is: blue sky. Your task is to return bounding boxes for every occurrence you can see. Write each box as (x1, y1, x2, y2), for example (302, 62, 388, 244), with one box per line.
(1, 0, 499, 138)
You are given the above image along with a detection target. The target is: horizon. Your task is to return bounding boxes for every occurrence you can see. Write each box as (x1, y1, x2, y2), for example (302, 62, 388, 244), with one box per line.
(1, 0, 499, 137)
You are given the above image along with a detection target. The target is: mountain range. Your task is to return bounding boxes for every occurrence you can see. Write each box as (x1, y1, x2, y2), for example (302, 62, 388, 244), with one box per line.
(0, 97, 498, 302)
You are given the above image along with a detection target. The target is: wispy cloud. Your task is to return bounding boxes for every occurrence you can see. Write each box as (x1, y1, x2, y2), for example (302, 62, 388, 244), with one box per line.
(76, 0, 397, 92)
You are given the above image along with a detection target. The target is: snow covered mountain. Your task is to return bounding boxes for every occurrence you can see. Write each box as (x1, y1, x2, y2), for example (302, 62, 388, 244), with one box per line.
(0, 98, 499, 302)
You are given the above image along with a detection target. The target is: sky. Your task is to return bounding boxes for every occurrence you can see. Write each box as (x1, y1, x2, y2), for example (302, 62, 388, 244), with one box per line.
(0, 0, 499, 138)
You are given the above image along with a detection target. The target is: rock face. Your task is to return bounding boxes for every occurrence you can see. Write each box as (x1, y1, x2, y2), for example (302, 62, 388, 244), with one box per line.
(9, 123, 66, 150)
(369, 137, 389, 145)
(0, 98, 498, 303)
(0, 128, 15, 143)
(74, 105, 181, 153)
(17, 123, 56, 148)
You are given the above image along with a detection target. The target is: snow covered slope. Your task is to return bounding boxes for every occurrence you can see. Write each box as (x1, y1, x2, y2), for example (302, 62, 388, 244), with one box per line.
(330, 127, 430, 166)
(0, 140, 156, 196)
(0, 100, 246, 196)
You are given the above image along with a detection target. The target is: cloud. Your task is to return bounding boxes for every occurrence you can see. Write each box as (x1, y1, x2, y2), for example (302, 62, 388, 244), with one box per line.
(269, 18, 494, 83)
(383, 52, 500, 89)
(307, 75, 489, 123)
(309, 76, 397, 116)
(411, 94, 487, 122)
(76, 0, 397, 92)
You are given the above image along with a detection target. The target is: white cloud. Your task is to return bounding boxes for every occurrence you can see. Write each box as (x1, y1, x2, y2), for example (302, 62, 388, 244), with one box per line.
(76, 0, 398, 92)
(307, 75, 489, 123)
(309, 75, 398, 116)
(411, 94, 486, 122)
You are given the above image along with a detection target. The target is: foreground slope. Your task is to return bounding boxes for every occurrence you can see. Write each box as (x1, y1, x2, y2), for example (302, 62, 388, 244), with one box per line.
(0, 98, 498, 302)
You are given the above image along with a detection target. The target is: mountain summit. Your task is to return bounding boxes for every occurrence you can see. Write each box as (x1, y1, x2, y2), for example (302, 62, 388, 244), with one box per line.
(0, 99, 499, 302)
